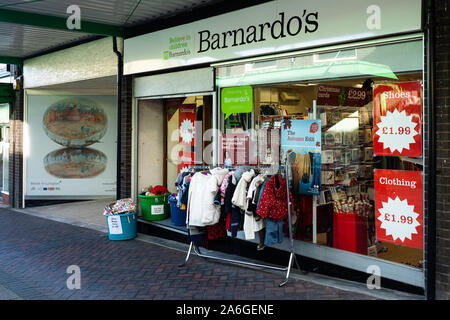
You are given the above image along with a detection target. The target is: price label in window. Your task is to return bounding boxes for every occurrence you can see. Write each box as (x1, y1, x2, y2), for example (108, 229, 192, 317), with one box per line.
(179, 104, 197, 146)
(177, 151, 195, 175)
(316, 85, 369, 107)
(373, 81, 422, 157)
(375, 169, 423, 249)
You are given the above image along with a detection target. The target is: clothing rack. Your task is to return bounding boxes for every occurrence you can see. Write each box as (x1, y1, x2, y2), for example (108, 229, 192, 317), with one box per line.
(178, 160, 307, 287)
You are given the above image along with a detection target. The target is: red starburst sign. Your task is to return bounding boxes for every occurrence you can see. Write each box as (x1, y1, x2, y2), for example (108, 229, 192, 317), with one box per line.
(373, 81, 422, 157)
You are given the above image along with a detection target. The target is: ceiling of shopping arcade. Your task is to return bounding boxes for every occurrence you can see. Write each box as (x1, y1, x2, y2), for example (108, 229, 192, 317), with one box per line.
(0, 0, 270, 64)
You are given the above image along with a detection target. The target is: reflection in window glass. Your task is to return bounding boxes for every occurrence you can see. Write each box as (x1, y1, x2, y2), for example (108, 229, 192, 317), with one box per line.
(219, 72, 423, 269)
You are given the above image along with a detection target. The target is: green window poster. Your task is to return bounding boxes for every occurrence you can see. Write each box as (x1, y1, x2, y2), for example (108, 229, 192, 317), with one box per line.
(221, 86, 253, 119)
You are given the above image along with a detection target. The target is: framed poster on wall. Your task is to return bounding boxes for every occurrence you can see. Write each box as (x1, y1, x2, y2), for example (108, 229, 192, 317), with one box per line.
(26, 95, 117, 199)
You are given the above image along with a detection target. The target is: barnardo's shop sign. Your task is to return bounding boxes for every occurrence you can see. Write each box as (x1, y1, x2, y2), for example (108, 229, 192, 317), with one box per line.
(124, 0, 422, 75)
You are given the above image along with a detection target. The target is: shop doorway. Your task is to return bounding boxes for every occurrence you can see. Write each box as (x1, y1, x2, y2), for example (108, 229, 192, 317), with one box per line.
(137, 94, 213, 229)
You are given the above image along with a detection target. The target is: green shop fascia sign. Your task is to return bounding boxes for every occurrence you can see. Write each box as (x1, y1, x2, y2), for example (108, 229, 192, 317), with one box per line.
(221, 86, 253, 119)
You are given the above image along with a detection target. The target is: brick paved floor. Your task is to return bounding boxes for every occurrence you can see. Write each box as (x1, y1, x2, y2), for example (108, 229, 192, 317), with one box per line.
(0, 208, 377, 300)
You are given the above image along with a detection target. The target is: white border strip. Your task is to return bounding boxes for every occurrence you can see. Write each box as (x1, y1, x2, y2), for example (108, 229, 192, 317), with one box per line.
(211, 33, 424, 68)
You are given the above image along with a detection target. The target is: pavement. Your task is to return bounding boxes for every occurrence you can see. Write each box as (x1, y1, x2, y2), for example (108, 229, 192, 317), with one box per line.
(0, 205, 424, 301)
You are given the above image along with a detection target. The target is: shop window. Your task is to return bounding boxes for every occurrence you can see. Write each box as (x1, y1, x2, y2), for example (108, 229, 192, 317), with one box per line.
(217, 39, 424, 269)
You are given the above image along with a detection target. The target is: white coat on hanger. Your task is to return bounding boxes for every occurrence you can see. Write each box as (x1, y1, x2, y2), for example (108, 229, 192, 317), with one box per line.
(187, 167, 229, 227)
(231, 169, 255, 210)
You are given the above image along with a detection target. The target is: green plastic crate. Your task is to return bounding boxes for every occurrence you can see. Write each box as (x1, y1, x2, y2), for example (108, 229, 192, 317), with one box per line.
(138, 193, 170, 221)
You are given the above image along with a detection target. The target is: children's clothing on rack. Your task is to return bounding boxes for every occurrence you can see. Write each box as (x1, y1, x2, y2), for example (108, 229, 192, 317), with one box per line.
(243, 174, 267, 240)
(184, 165, 293, 245)
(224, 173, 242, 238)
(219, 170, 234, 205)
(187, 167, 228, 227)
(179, 161, 306, 288)
(264, 218, 284, 246)
(232, 169, 255, 210)
(175, 170, 195, 210)
(256, 175, 293, 221)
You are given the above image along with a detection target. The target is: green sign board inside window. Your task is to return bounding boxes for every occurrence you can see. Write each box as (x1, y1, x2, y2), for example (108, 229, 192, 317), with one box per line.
(221, 86, 253, 119)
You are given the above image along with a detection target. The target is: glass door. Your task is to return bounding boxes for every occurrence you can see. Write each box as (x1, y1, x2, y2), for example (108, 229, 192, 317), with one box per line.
(166, 95, 213, 194)
(0, 126, 9, 193)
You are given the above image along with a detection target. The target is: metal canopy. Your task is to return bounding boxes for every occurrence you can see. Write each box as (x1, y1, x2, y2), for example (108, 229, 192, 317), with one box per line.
(0, 0, 240, 64)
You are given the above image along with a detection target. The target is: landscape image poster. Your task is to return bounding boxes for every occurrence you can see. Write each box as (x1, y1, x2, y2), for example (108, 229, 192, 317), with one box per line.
(26, 95, 117, 198)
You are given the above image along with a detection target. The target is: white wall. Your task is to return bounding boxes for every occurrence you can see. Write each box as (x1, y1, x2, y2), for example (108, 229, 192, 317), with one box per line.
(23, 37, 122, 88)
(137, 99, 164, 193)
(167, 107, 178, 194)
(134, 67, 213, 98)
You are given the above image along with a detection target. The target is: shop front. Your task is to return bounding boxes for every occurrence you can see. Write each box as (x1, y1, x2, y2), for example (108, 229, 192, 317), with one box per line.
(212, 37, 425, 288)
(125, 0, 427, 290)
